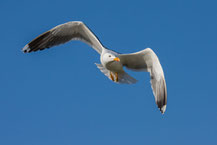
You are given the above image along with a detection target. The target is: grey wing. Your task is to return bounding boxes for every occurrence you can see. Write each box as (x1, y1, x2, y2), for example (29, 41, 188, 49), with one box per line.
(22, 21, 104, 54)
(119, 48, 167, 114)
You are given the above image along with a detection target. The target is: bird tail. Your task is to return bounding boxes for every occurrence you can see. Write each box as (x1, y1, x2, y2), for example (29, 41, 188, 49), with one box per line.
(95, 63, 137, 84)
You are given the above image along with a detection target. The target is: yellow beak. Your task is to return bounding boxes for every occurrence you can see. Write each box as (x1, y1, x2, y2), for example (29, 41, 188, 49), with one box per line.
(113, 57, 120, 62)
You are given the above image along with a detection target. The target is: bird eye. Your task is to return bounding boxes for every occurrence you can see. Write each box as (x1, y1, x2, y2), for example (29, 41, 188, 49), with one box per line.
(109, 55, 111, 57)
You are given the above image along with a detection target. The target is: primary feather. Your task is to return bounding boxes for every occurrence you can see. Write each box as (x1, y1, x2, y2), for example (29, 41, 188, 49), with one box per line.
(23, 21, 104, 54)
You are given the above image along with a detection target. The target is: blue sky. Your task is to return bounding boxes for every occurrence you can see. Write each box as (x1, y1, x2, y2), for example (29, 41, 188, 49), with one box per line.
(0, 0, 217, 145)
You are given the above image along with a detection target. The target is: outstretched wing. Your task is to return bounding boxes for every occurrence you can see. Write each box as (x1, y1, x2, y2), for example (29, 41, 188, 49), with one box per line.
(22, 21, 104, 54)
(119, 48, 167, 114)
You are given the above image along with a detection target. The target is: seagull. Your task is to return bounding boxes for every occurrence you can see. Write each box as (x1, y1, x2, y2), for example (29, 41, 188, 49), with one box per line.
(22, 21, 167, 114)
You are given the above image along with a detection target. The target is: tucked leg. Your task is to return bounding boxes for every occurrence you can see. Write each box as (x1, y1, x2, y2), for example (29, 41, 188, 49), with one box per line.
(110, 72, 114, 81)
(115, 72, 118, 82)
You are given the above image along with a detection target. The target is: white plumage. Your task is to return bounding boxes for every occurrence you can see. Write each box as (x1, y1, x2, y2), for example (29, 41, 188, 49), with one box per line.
(23, 21, 167, 114)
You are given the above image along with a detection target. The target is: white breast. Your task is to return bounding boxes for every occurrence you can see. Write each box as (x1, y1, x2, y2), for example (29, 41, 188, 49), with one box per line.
(105, 61, 124, 73)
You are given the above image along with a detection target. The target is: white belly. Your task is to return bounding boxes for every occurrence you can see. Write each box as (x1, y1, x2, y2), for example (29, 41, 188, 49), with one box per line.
(105, 61, 124, 73)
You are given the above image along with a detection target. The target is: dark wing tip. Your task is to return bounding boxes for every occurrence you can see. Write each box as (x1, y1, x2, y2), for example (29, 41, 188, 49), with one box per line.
(22, 44, 31, 53)
(160, 105, 167, 114)
(151, 75, 167, 114)
(157, 78, 167, 114)
(22, 31, 52, 53)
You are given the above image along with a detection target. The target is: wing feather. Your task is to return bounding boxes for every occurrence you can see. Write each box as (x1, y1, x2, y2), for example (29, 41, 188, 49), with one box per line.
(119, 48, 167, 114)
(22, 21, 104, 54)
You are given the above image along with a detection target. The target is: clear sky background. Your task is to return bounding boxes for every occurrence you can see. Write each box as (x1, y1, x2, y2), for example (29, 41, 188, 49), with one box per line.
(0, 0, 217, 145)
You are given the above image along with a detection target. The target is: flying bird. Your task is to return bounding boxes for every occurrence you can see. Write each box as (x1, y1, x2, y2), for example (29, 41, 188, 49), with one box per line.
(22, 21, 167, 114)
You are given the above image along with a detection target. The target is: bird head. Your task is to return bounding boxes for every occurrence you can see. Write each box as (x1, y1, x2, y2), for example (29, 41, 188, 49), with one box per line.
(101, 53, 120, 64)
